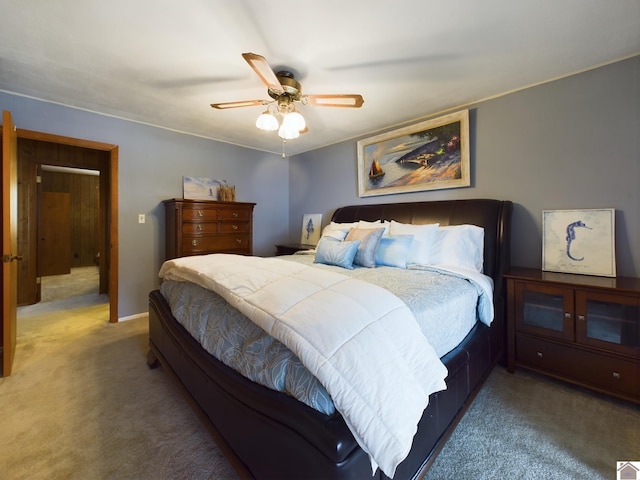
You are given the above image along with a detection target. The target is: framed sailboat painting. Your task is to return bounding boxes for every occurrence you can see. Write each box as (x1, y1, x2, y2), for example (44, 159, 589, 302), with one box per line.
(357, 110, 470, 197)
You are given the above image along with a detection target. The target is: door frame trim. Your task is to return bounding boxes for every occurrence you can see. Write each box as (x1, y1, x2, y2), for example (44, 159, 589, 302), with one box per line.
(17, 129, 119, 323)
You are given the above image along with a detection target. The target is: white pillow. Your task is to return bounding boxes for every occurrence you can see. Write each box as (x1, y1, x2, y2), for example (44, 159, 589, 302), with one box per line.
(388, 221, 440, 265)
(357, 220, 381, 227)
(323, 220, 390, 241)
(320, 222, 357, 241)
(357, 220, 390, 235)
(432, 225, 485, 272)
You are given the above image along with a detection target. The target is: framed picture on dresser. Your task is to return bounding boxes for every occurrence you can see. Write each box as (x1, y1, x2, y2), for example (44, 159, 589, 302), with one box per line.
(183, 176, 223, 200)
(542, 208, 616, 277)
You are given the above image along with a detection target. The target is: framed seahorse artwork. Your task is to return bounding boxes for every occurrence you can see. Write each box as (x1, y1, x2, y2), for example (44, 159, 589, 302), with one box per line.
(542, 208, 616, 277)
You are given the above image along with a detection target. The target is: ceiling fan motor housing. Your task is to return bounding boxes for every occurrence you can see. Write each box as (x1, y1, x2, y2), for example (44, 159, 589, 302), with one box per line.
(269, 71, 302, 101)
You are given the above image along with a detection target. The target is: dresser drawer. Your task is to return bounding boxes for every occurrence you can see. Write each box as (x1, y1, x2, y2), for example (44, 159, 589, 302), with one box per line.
(182, 222, 218, 235)
(219, 222, 250, 234)
(181, 206, 219, 221)
(218, 206, 251, 221)
(517, 334, 639, 398)
(183, 235, 251, 254)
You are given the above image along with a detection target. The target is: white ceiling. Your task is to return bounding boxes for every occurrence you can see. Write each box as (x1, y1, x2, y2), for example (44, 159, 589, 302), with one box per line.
(1, 0, 638, 156)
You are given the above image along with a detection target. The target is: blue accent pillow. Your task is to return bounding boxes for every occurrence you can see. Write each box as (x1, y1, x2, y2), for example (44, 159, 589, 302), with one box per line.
(375, 235, 414, 268)
(314, 237, 361, 269)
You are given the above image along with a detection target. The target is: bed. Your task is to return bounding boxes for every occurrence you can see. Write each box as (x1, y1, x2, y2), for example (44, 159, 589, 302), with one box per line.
(147, 198, 512, 479)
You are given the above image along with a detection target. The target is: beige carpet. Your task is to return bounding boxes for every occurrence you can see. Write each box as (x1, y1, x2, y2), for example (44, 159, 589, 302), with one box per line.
(3, 295, 639, 479)
(40, 266, 100, 302)
(3, 295, 238, 480)
(424, 367, 639, 480)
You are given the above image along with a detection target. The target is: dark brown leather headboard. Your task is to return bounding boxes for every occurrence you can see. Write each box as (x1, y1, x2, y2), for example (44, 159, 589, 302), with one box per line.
(331, 198, 513, 288)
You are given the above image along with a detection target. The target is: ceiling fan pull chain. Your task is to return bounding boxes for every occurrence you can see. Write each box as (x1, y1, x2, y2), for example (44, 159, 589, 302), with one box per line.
(282, 139, 287, 158)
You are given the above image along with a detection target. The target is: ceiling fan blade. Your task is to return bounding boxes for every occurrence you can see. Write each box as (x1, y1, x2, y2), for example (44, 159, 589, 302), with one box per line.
(210, 99, 266, 110)
(242, 52, 284, 94)
(304, 94, 364, 108)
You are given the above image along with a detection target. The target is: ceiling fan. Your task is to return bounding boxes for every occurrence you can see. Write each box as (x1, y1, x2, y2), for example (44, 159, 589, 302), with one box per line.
(211, 53, 364, 140)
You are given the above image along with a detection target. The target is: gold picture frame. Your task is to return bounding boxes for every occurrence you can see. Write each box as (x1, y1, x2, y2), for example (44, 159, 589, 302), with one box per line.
(357, 109, 470, 197)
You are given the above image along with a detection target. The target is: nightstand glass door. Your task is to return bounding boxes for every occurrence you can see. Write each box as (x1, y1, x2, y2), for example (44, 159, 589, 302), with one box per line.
(516, 283, 574, 341)
(576, 291, 640, 357)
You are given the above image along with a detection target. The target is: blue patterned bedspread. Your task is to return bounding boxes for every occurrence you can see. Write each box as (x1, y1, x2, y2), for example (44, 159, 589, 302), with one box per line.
(160, 254, 486, 415)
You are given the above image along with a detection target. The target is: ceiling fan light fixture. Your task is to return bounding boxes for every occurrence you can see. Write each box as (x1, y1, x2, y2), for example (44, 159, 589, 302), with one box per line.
(286, 111, 306, 131)
(256, 111, 279, 131)
(278, 115, 301, 140)
(212, 53, 364, 143)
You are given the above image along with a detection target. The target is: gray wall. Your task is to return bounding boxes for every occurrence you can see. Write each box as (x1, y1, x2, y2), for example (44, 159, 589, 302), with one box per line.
(2, 55, 638, 317)
(1, 92, 290, 317)
(289, 56, 640, 277)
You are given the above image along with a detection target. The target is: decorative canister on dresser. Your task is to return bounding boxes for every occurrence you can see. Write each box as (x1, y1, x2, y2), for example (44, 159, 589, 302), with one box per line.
(164, 199, 255, 260)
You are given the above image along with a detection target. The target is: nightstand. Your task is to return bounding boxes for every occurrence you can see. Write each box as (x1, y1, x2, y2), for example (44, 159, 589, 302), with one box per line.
(275, 243, 316, 256)
(505, 267, 640, 404)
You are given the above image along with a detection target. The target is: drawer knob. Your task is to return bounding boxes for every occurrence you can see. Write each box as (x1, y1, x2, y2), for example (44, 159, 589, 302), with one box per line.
(191, 240, 198, 246)
(564, 312, 571, 319)
(197, 224, 204, 231)
(577, 315, 585, 321)
(232, 212, 239, 218)
(197, 210, 204, 217)
(236, 238, 242, 244)
(612, 371, 621, 379)
(536, 351, 543, 358)
(232, 225, 238, 230)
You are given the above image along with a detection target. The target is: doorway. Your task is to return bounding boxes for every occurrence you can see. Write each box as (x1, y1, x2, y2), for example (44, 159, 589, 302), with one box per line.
(15, 129, 118, 323)
(39, 165, 101, 303)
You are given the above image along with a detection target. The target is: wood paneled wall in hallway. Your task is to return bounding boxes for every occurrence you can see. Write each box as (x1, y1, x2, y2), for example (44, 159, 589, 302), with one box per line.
(41, 170, 100, 268)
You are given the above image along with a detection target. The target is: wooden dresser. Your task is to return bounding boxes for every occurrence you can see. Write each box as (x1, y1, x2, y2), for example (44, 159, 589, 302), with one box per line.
(164, 199, 255, 260)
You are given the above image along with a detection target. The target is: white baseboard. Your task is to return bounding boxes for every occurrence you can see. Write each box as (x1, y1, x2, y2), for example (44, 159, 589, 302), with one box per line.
(118, 312, 148, 322)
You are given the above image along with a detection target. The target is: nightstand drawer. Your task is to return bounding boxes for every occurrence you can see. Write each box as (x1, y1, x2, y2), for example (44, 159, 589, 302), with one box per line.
(517, 335, 571, 373)
(517, 334, 639, 398)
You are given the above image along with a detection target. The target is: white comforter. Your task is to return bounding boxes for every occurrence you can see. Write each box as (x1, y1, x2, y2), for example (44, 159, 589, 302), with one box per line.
(159, 254, 448, 478)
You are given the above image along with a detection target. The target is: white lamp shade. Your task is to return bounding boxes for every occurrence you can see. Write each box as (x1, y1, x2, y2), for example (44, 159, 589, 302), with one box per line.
(286, 111, 306, 131)
(256, 112, 279, 131)
(278, 118, 301, 139)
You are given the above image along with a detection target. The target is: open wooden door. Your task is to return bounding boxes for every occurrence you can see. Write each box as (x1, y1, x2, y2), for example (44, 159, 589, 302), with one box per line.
(2, 110, 19, 377)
